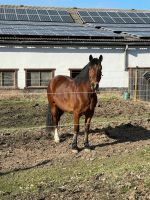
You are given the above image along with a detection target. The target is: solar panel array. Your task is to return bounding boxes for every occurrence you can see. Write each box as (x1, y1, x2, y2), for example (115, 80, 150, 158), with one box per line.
(78, 11, 150, 24)
(91, 23, 150, 38)
(0, 7, 74, 23)
(0, 7, 150, 39)
(0, 23, 120, 37)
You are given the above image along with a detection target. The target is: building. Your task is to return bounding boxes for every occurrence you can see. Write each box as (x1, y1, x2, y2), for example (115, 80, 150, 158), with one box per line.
(0, 5, 150, 100)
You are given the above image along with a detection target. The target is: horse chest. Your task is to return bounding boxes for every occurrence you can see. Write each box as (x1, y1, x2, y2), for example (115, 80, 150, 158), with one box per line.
(78, 94, 97, 114)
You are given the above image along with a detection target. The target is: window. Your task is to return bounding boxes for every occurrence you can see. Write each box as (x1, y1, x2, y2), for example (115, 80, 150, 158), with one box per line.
(69, 68, 82, 78)
(25, 69, 55, 88)
(0, 69, 17, 88)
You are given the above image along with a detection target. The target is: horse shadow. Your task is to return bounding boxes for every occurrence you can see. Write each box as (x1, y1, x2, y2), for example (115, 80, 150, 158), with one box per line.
(59, 123, 150, 150)
(90, 123, 150, 149)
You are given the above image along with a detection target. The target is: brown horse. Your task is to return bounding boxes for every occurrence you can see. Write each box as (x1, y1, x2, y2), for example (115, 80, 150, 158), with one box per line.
(47, 55, 103, 153)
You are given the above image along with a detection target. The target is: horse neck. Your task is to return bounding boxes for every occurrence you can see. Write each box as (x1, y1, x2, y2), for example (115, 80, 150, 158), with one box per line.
(74, 64, 90, 85)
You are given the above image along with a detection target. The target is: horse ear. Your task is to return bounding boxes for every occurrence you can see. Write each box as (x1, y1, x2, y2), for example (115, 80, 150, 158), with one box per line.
(99, 55, 103, 62)
(89, 55, 93, 62)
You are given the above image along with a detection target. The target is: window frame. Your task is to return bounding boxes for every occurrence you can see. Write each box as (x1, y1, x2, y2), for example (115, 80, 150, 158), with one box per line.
(69, 68, 82, 78)
(24, 68, 55, 88)
(0, 69, 18, 89)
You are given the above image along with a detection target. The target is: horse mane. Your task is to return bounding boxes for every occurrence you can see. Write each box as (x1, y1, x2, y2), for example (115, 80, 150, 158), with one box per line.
(74, 58, 101, 84)
(74, 63, 90, 84)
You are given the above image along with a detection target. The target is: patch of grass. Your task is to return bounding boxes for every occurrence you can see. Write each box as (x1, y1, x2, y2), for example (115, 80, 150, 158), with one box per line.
(1, 147, 150, 198)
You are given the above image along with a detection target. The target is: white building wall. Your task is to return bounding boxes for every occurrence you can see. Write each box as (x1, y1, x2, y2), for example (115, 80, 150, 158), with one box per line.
(128, 47, 150, 68)
(1, 45, 149, 89)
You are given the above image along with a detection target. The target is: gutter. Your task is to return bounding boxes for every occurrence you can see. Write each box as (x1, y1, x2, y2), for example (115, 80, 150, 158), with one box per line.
(124, 44, 128, 71)
(1, 39, 150, 46)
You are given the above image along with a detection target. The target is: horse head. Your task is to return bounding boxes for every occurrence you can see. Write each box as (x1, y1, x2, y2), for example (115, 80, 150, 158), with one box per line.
(88, 55, 103, 92)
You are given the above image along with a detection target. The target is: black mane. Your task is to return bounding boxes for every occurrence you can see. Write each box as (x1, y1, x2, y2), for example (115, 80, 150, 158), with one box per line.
(74, 63, 90, 84)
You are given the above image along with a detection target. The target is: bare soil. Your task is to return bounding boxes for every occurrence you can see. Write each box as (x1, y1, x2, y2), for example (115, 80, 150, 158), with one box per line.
(0, 95, 150, 200)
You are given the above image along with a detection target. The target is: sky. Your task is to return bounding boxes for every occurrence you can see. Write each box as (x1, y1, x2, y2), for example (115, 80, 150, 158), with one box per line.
(0, 0, 150, 10)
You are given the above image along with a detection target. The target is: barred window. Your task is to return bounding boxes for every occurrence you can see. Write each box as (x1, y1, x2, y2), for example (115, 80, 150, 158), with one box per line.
(0, 70, 17, 87)
(25, 69, 55, 87)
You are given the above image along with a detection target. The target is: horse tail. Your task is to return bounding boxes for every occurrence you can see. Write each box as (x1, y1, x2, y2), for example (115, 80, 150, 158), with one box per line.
(46, 104, 54, 132)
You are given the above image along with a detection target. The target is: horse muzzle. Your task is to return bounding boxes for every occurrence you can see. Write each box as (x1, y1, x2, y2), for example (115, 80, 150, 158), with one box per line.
(91, 82, 99, 92)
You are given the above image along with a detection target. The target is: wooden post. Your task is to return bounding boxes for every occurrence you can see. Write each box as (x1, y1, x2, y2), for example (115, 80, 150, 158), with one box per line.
(134, 66, 138, 101)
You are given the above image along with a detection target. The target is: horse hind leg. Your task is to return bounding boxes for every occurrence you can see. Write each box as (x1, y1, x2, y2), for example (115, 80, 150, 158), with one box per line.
(52, 106, 64, 143)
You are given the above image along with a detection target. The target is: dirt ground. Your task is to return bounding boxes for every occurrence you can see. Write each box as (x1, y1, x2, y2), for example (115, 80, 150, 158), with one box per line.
(0, 94, 150, 200)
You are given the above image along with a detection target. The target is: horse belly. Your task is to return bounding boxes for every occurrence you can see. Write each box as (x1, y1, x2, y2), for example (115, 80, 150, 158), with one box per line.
(54, 96, 74, 112)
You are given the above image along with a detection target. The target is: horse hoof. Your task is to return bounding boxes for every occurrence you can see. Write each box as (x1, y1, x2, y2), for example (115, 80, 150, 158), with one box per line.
(55, 139, 60, 143)
(84, 148, 91, 152)
(71, 149, 79, 153)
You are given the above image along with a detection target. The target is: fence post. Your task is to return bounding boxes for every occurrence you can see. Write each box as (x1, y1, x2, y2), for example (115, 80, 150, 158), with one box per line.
(134, 66, 138, 101)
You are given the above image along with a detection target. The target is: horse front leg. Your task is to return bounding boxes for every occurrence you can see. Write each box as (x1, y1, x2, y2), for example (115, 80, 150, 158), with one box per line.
(71, 112, 80, 153)
(84, 113, 93, 150)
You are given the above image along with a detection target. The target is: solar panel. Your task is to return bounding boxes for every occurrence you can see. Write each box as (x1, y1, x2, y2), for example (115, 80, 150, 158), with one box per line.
(0, 21, 123, 38)
(98, 12, 109, 17)
(126, 12, 138, 17)
(142, 18, 150, 23)
(108, 12, 119, 17)
(0, 8, 4, 13)
(5, 14, 17, 21)
(0, 7, 74, 23)
(133, 32, 150, 37)
(145, 13, 150, 17)
(122, 17, 135, 23)
(61, 15, 74, 23)
(102, 27, 150, 32)
(26, 9, 37, 15)
(16, 9, 26, 15)
(47, 10, 58, 15)
(39, 15, 51, 21)
(82, 16, 94, 23)
(0, 20, 77, 26)
(117, 12, 129, 17)
(58, 10, 69, 15)
(1, 29, 19, 35)
(78, 11, 150, 24)
(17, 14, 29, 21)
(136, 13, 147, 17)
(132, 18, 145, 23)
(12, 25, 28, 29)
(113, 17, 125, 23)
(37, 9, 48, 15)
(4, 8, 16, 14)
(102, 17, 115, 23)
(93, 17, 105, 23)
(50, 15, 62, 22)
(0, 14, 5, 20)
(92, 23, 150, 28)
(18, 29, 37, 35)
(79, 11, 90, 16)
(89, 12, 99, 17)
(28, 15, 40, 21)
(0, 7, 150, 25)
